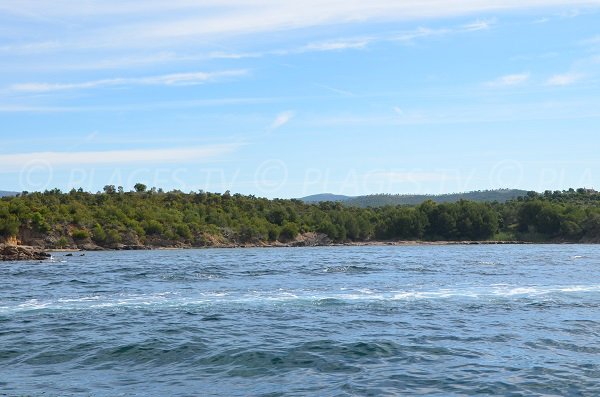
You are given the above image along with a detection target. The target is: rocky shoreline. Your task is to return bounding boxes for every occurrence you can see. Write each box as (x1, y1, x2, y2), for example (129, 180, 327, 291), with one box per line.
(0, 244, 51, 261)
(0, 238, 547, 261)
(48, 239, 533, 252)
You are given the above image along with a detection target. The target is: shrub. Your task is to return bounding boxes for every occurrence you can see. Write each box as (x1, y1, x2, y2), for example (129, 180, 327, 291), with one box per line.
(56, 237, 69, 249)
(0, 215, 20, 237)
(279, 222, 299, 242)
(175, 224, 192, 239)
(92, 224, 107, 242)
(144, 220, 164, 235)
(71, 229, 90, 240)
(106, 229, 122, 244)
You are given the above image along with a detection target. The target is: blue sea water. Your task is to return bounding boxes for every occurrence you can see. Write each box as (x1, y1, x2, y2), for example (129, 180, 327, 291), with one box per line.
(1, 245, 599, 396)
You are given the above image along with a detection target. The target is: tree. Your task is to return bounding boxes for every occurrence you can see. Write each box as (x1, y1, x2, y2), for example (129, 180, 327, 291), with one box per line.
(0, 215, 20, 237)
(103, 185, 116, 194)
(134, 183, 147, 193)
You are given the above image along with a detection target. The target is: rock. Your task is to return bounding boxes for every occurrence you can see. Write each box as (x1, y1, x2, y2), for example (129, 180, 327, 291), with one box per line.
(80, 243, 105, 251)
(290, 232, 331, 247)
(0, 244, 51, 261)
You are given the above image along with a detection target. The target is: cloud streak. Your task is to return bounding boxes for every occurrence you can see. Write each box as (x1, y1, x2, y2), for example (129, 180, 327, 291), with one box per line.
(3, 1, 596, 22)
(461, 18, 496, 31)
(0, 144, 241, 172)
(301, 38, 371, 52)
(485, 73, 530, 87)
(2, 1, 596, 52)
(270, 111, 295, 129)
(546, 72, 583, 86)
(10, 70, 248, 93)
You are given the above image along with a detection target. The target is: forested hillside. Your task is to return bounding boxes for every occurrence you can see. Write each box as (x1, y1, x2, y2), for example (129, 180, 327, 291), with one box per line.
(301, 189, 528, 207)
(0, 187, 598, 249)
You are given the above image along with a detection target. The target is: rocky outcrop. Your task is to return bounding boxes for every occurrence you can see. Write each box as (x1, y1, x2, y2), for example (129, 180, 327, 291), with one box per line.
(0, 244, 51, 261)
(290, 232, 331, 247)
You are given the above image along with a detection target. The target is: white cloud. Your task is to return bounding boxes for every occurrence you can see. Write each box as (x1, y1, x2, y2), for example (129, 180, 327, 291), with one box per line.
(546, 72, 583, 86)
(270, 111, 295, 129)
(461, 19, 495, 31)
(532, 17, 550, 23)
(393, 27, 451, 43)
(580, 35, 600, 48)
(3, 1, 597, 21)
(208, 51, 262, 59)
(393, 106, 404, 115)
(302, 38, 371, 52)
(10, 70, 248, 92)
(485, 73, 530, 87)
(0, 144, 240, 172)
(3, 1, 598, 51)
(0, 96, 280, 113)
(558, 8, 581, 18)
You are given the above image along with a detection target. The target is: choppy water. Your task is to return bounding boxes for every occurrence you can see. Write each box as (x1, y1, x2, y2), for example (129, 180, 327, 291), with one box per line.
(1, 245, 599, 396)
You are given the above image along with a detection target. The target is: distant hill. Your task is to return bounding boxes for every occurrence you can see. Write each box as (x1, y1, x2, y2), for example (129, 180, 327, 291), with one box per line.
(301, 193, 351, 203)
(300, 189, 529, 207)
(0, 191, 18, 198)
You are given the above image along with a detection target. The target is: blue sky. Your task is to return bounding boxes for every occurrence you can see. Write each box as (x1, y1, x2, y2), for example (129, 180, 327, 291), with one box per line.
(1, 1, 600, 198)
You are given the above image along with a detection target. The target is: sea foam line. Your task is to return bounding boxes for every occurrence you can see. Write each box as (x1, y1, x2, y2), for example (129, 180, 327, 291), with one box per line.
(1, 285, 599, 314)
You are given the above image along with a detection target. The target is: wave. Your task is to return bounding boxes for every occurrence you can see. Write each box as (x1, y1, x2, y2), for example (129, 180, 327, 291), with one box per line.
(323, 265, 375, 274)
(2, 283, 600, 315)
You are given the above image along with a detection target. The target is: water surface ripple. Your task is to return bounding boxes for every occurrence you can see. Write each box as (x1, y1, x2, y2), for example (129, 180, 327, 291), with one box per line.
(1, 245, 599, 396)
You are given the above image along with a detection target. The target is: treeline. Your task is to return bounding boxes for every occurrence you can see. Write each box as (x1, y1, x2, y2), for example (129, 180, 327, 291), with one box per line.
(342, 189, 529, 207)
(0, 186, 599, 248)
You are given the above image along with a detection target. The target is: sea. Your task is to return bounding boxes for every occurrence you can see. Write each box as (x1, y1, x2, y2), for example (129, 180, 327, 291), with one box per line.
(1, 245, 599, 396)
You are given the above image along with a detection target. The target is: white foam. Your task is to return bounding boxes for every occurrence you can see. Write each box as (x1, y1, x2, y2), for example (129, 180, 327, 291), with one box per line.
(2, 284, 599, 314)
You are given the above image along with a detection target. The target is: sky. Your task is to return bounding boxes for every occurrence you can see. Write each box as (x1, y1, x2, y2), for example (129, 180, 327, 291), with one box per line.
(1, 0, 600, 198)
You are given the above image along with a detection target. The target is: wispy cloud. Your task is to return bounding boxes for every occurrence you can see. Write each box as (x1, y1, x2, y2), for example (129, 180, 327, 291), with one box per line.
(461, 18, 496, 32)
(546, 72, 583, 86)
(10, 70, 248, 93)
(314, 84, 355, 97)
(532, 17, 550, 24)
(0, 96, 286, 113)
(204, 25, 465, 60)
(208, 51, 262, 60)
(307, 98, 600, 126)
(580, 35, 600, 48)
(558, 9, 581, 18)
(485, 73, 530, 87)
(393, 27, 451, 43)
(270, 111, 295, 130)
(2, 1, 594, 24)
(3, 1, 592, 52)
(301, 38, 371, 52)
(0, 144, 240, 172)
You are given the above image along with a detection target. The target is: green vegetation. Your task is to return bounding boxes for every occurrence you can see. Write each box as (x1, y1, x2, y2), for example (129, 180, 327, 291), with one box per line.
(0, 186, 598, 249)
(301, 189, 529, 207)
